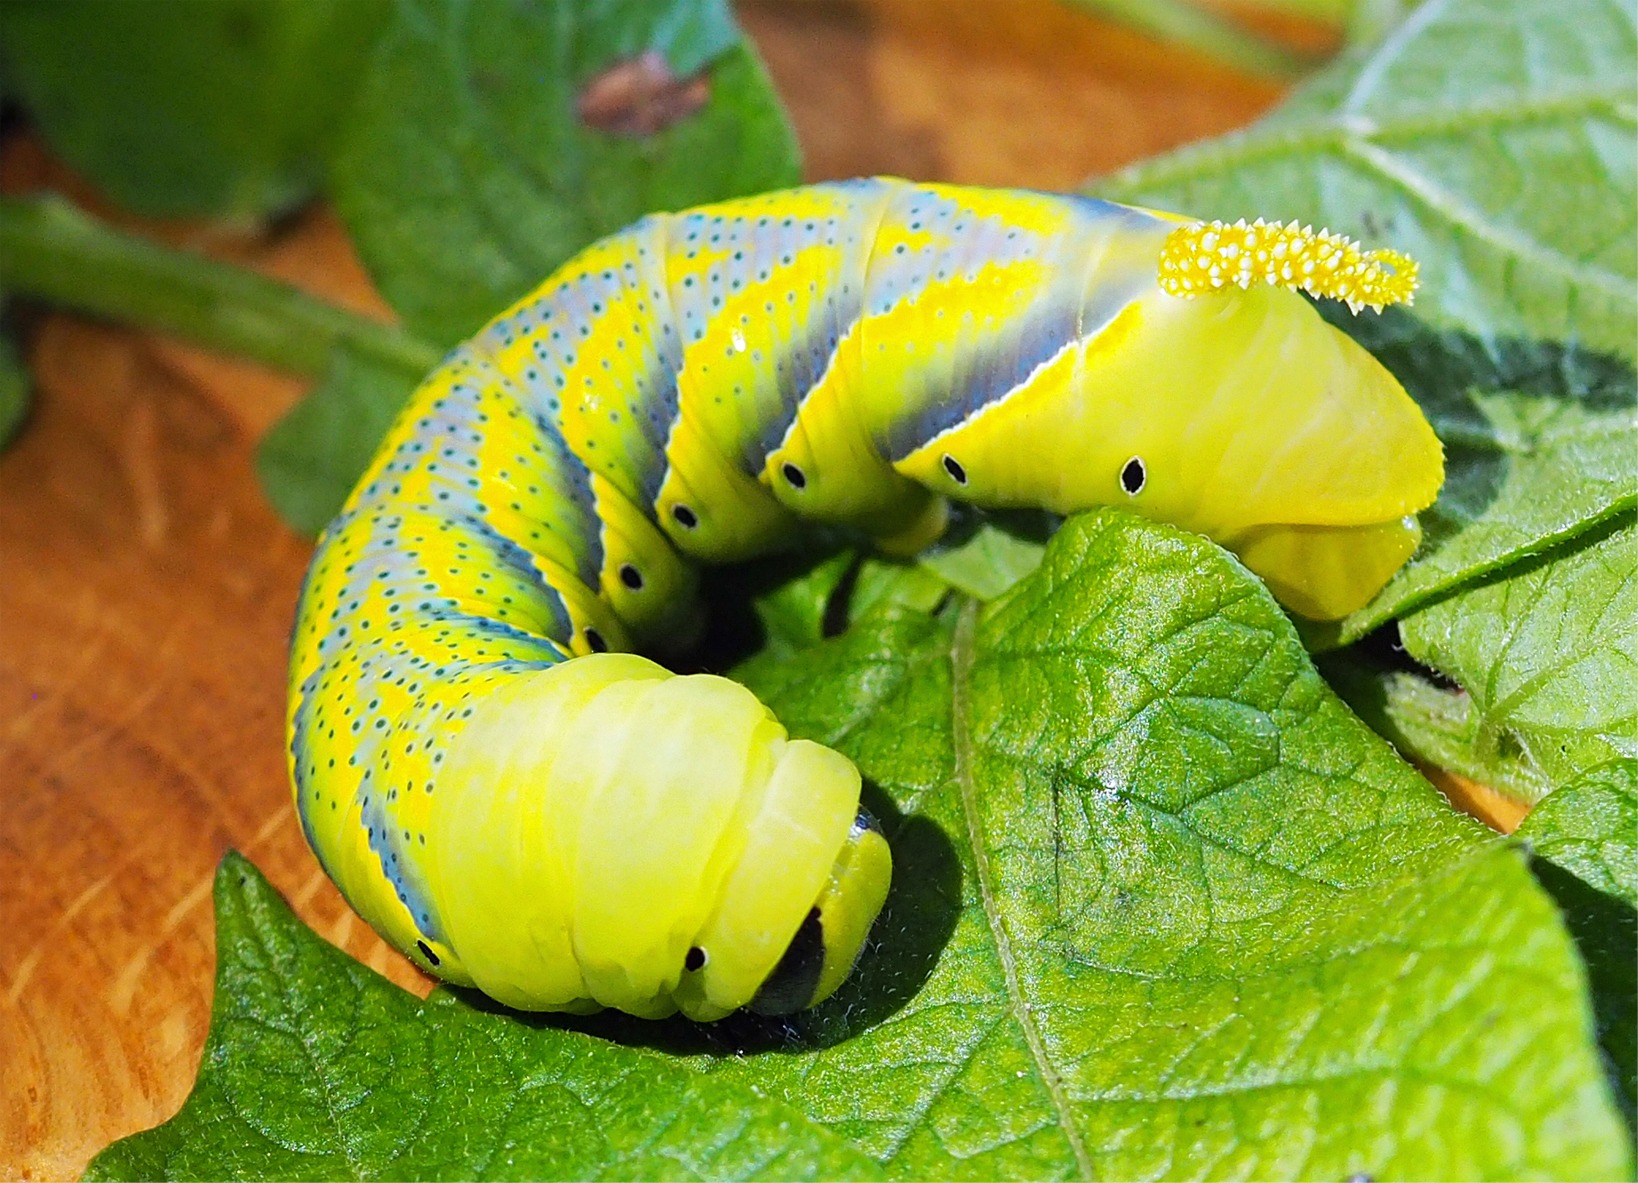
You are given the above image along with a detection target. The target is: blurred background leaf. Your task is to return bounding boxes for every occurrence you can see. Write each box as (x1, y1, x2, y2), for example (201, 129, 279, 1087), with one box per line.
(255, 343, 423, 535)
(0, 0, 389, 221)
(330, 0, 801, 347)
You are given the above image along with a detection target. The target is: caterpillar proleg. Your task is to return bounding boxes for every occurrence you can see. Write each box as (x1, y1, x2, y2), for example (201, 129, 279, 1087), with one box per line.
(288, 178, 1440, 1020)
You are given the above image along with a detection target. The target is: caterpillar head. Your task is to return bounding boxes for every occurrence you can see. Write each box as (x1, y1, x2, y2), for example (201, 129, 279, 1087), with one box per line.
(416, 655, 891, 1022)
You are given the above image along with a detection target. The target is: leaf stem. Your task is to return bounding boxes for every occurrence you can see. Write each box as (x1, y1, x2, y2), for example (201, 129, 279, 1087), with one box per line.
(0, 195, 441, 380)
(1060, 0, 1323, 80)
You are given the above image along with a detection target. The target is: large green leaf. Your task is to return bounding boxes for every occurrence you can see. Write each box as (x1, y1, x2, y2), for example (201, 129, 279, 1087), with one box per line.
(101, 512, 1627, 1178)
(86, 854, 885, 1182)
(330, 0, 800, 347)
(0, 0, 388, 220)
(1396, 513, 1638, 799)
(1097, 0, 1638, 360)
(697, 510, 1629, 1178)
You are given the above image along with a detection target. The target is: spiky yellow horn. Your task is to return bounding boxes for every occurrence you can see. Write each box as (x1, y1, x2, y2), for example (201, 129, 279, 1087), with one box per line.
(1158, 217, 1418, 313)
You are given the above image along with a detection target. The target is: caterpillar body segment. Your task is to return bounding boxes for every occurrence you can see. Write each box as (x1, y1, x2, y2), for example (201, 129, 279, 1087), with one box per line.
(421, 653, 876, 1020)
(289, 177, 1440, 1020)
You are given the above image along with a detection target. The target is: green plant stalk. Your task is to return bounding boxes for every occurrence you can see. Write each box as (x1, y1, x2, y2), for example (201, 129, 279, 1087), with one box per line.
(1232, 0, 1354, 20)
(1060, 0, 1322, 80)
(0, 195, 440, 380)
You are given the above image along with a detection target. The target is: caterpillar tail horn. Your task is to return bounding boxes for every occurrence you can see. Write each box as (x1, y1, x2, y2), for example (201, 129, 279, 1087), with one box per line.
(1159, 217, 1418, 312)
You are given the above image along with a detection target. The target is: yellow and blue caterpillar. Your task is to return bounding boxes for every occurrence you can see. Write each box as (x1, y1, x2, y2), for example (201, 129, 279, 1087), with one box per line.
(288, 178, 1441, 1022)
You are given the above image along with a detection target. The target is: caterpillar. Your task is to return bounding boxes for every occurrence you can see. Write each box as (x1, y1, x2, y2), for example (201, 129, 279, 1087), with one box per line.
(287, 177, 1441, 1021)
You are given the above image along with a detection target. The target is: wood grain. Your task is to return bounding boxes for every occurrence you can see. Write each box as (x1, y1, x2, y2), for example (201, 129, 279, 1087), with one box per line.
(1, 3, 1317, 1176)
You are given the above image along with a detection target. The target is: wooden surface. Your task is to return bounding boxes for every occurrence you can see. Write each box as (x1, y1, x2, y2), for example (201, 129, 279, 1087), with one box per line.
(0, 4, 1365, 1176)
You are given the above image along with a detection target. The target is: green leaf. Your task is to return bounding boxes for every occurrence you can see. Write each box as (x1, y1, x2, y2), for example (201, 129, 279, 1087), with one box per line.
(915, 510, 1053, 603)
(1520, 759, 1638, 1134)
(1097, 0, 1638, 360)
(693, 510, 1627, 1178)
(0, 0, 388, 220)
(255, 344, 422, 535)
(726, 548, 947, 678)
(331, 0, 801, 347)
(89, 512, 1629, 1178)
(1324, 662, 1557, 800)
(1397, 512, 1638, 800)
(1521, 758, 1638, 910)
(1530, 855, 1638, 1142)
(1318, 309, 1638, 647)
(728, 517, 1025, 672)
(757, 510, 1055, 637)
(746, 549, 858, 658)
(86, 853, 886, 1182)
(849, 557, 951, 621)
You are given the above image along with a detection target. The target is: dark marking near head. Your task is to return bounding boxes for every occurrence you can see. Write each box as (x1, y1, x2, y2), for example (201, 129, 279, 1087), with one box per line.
(416, 940, 441, 967)
(672, 503, 699, 529)
(1120, 456, 1146, 496)
(852, 806, 883, 837)
(749, 906, 825, 1015)
(782, 462, 807, 490)
(584, 627, 609, 652)
(684, 946, 707, 972)
(942, 454, 968, 486)
(576, 50, 709, 136)
(619, 563, 644, 591)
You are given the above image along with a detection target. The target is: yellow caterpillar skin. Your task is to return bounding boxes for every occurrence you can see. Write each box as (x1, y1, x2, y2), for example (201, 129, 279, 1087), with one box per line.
(288, 178, 1441, 1021)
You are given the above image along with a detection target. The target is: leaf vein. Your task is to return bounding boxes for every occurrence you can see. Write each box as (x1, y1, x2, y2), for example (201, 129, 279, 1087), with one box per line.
(951, 598, 1095, 1180)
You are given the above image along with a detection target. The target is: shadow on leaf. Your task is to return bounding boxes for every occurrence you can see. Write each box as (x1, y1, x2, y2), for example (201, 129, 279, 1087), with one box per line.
(1531, 856, 1637, 1137)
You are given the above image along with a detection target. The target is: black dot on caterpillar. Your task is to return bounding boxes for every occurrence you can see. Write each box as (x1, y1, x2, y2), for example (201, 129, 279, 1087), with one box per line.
(671, 503, 699, 529)
(1120, 456, 1146, 496)
(684, 946, 707, 972)
(583, 627, 609, 652)
(781, 461, 807, 489)
(942, 454, 968, 485)
(619, 563, 644, 591)
(416, 939, 441, 967)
